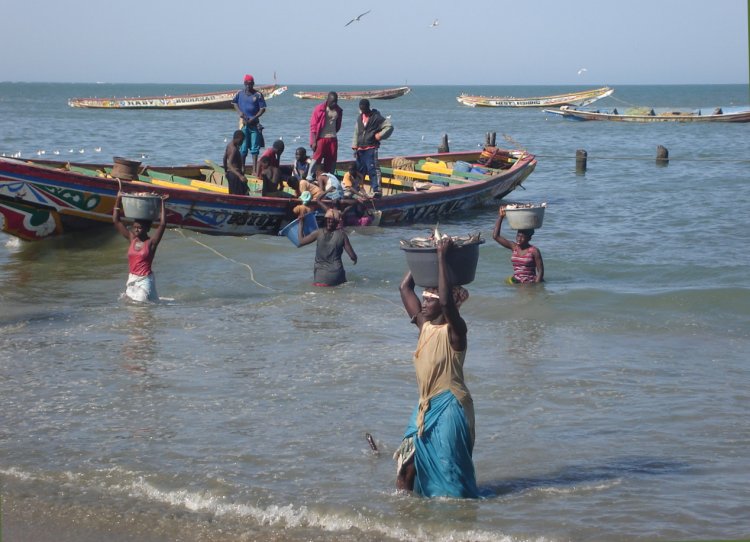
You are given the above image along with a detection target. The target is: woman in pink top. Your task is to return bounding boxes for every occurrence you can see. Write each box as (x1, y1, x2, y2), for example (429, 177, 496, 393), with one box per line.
(493, 206, 544, 284)
(113, 193, 168, 302)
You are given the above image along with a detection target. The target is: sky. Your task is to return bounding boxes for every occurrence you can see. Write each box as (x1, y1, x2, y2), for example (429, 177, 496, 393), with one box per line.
(1, 0, 747, 86)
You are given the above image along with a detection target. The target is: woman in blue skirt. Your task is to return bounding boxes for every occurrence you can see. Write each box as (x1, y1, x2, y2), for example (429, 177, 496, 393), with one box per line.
(396, 237, 478, 498)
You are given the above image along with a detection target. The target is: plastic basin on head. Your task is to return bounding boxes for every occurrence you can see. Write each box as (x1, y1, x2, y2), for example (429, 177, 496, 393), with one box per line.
(401, 240, 484, 287)
(505, 206, 545, 230)
(121, 194, 160, 220)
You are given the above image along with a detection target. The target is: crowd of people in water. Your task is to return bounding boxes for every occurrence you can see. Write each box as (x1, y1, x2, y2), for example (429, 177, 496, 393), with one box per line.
(111, 74, 545, 501)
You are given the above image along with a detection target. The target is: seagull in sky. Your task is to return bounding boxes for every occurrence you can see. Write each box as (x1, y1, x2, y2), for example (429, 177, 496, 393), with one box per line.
(345, 10, 371, 27)
(429, 19, 439, 28)
(577, 67, 588, 75)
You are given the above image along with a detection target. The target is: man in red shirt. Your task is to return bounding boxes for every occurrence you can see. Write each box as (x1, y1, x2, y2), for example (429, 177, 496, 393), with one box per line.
(307, 92, 343, 179)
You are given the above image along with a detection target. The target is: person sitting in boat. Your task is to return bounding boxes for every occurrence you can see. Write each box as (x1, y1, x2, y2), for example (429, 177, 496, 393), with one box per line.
(297, 208, 357, 287)
(316, 170, 344, 201)
(492, 206, 544, 284)
(291, 147, 312, 182)
(223, 129, 248, 196)
(257, 155, 292, 198)
(342, 163, 367, 199)
(112, 193, 168, 302)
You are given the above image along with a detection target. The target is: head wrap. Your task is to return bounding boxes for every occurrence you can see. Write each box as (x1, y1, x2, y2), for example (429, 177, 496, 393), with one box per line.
(243, 74, 254, 84)
(422, 286, 469, 308)
(324, 208, 342, 221)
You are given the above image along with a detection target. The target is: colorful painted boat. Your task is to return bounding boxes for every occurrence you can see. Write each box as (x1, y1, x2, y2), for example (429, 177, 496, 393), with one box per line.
(67, 85, 288, 109)
(543, 105, 750, 123)
(0, 147, 536, 241)
(456, 87, 613, 108)
(293, 86, 411, 100)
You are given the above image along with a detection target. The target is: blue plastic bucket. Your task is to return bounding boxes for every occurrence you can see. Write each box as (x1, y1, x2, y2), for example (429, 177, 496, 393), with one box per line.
(453, 161, 472, 173)
(279, 212, 318, 247)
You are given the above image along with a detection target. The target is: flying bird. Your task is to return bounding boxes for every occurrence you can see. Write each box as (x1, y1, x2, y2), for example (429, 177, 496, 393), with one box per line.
(577, 67, 588, 75)
(345, 10, 371, 27)
(430, 19, 439, 28)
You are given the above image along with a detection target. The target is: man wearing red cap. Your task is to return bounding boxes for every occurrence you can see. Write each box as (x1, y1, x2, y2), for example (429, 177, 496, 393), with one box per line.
(231, 74, 267, 175)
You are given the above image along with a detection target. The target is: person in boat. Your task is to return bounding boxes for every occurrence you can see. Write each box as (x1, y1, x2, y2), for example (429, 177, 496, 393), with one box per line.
(231, 74, 266, 175)
(297, 208, 357, 287)
(307, 91, 343, 179)
(223, 129, 248, 196)
(492, 207, 544, 284)
(292, 190, 314, 218)
(316, 170, 344, 201)
(291, 147, 312, 182)
(396, 237, 478, 498)
(342, 162, 367, 199)
(257, 155, 292, 198)
(259, 140, 295, 194)
(112, 193, 168, 303)
(351, 98, 393, 197)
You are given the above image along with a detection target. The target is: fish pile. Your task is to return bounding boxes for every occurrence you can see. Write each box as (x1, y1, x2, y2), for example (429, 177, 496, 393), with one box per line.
(400, 225, 482, 249)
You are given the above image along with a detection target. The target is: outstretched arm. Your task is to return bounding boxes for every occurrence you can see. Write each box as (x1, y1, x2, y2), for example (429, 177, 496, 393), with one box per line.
(400, 271, 424, 328)
(492, 207, 514, 250)
(112, 193, 131, 240)
(297, 218, 319, 247)
(150, 196, 169, 251)
(437, 237, 467, 351)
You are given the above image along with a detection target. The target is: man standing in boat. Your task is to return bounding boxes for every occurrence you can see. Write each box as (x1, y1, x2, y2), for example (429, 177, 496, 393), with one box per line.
(231, 74, 266, 175)
(352, 99, 392, 197)
(223, 129, 248, 196)
(307, 91, 343, 180)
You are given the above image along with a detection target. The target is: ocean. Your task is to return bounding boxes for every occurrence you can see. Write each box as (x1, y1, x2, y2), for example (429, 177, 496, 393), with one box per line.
(1, 83, 749, 541)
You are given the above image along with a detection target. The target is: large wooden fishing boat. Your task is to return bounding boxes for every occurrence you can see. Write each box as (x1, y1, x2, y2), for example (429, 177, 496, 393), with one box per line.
(293, 86, 411, 100)
(68, 85, 288, 109)
(543, 105, 750, 123)
(0, 146, 535, 241)
(456, 87, 613, 108)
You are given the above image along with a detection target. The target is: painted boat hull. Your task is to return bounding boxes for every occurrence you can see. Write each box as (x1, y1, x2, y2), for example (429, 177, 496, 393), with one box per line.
(0, 149, 536, 241)
(68, 85, 288, 109)
(456, 87, 613, 108)
(293, 87, 411, 100)
(544, 106, 750, 123)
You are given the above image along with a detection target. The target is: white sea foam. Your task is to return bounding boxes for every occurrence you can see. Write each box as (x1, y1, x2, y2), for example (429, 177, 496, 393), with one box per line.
(119, 477, 532, 542)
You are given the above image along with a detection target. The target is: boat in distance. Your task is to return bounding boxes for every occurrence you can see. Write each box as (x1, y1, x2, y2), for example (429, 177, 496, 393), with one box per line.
(0, 146, 536, 241)
(544, 105, 750, 123)
(68, 85, 288, 109)
(293, 86, 411, 100)
(456, 87, 613, 108)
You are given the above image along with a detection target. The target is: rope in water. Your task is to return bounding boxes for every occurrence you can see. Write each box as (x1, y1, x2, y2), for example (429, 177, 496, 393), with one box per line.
(175, 229, 274, 291)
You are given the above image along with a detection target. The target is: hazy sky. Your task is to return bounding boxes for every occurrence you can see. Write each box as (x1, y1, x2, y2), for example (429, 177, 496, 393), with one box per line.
(1, 0, 747, 85)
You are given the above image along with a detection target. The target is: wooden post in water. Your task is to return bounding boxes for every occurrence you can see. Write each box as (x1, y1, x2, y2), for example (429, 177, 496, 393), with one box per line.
(438, 133, 450, 153)
(484, 132, 496, 147)
(575, 149, 587, 174)
(656, 145, 669, 167)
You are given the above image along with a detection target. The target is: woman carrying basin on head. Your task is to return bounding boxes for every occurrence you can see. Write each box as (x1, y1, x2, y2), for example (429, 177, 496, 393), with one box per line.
(112, 193, 168, 302)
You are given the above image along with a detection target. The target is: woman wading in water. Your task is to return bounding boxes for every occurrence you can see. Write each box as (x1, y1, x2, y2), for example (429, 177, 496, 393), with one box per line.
(396, 237, 478, 498)
(112, 194, 168, 302)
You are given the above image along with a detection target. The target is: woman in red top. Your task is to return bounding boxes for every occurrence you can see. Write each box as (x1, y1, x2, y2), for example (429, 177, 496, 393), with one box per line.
(493, 206, 544, 284)
(112, 193, 168, 302)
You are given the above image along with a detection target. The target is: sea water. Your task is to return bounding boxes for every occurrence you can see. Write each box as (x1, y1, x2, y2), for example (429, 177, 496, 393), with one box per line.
(1, 83, 749, 541)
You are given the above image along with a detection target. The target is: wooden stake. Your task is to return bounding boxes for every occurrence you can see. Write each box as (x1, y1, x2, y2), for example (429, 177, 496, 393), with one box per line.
(656, 145, 669, 166)
(575, 149, 587, 174)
